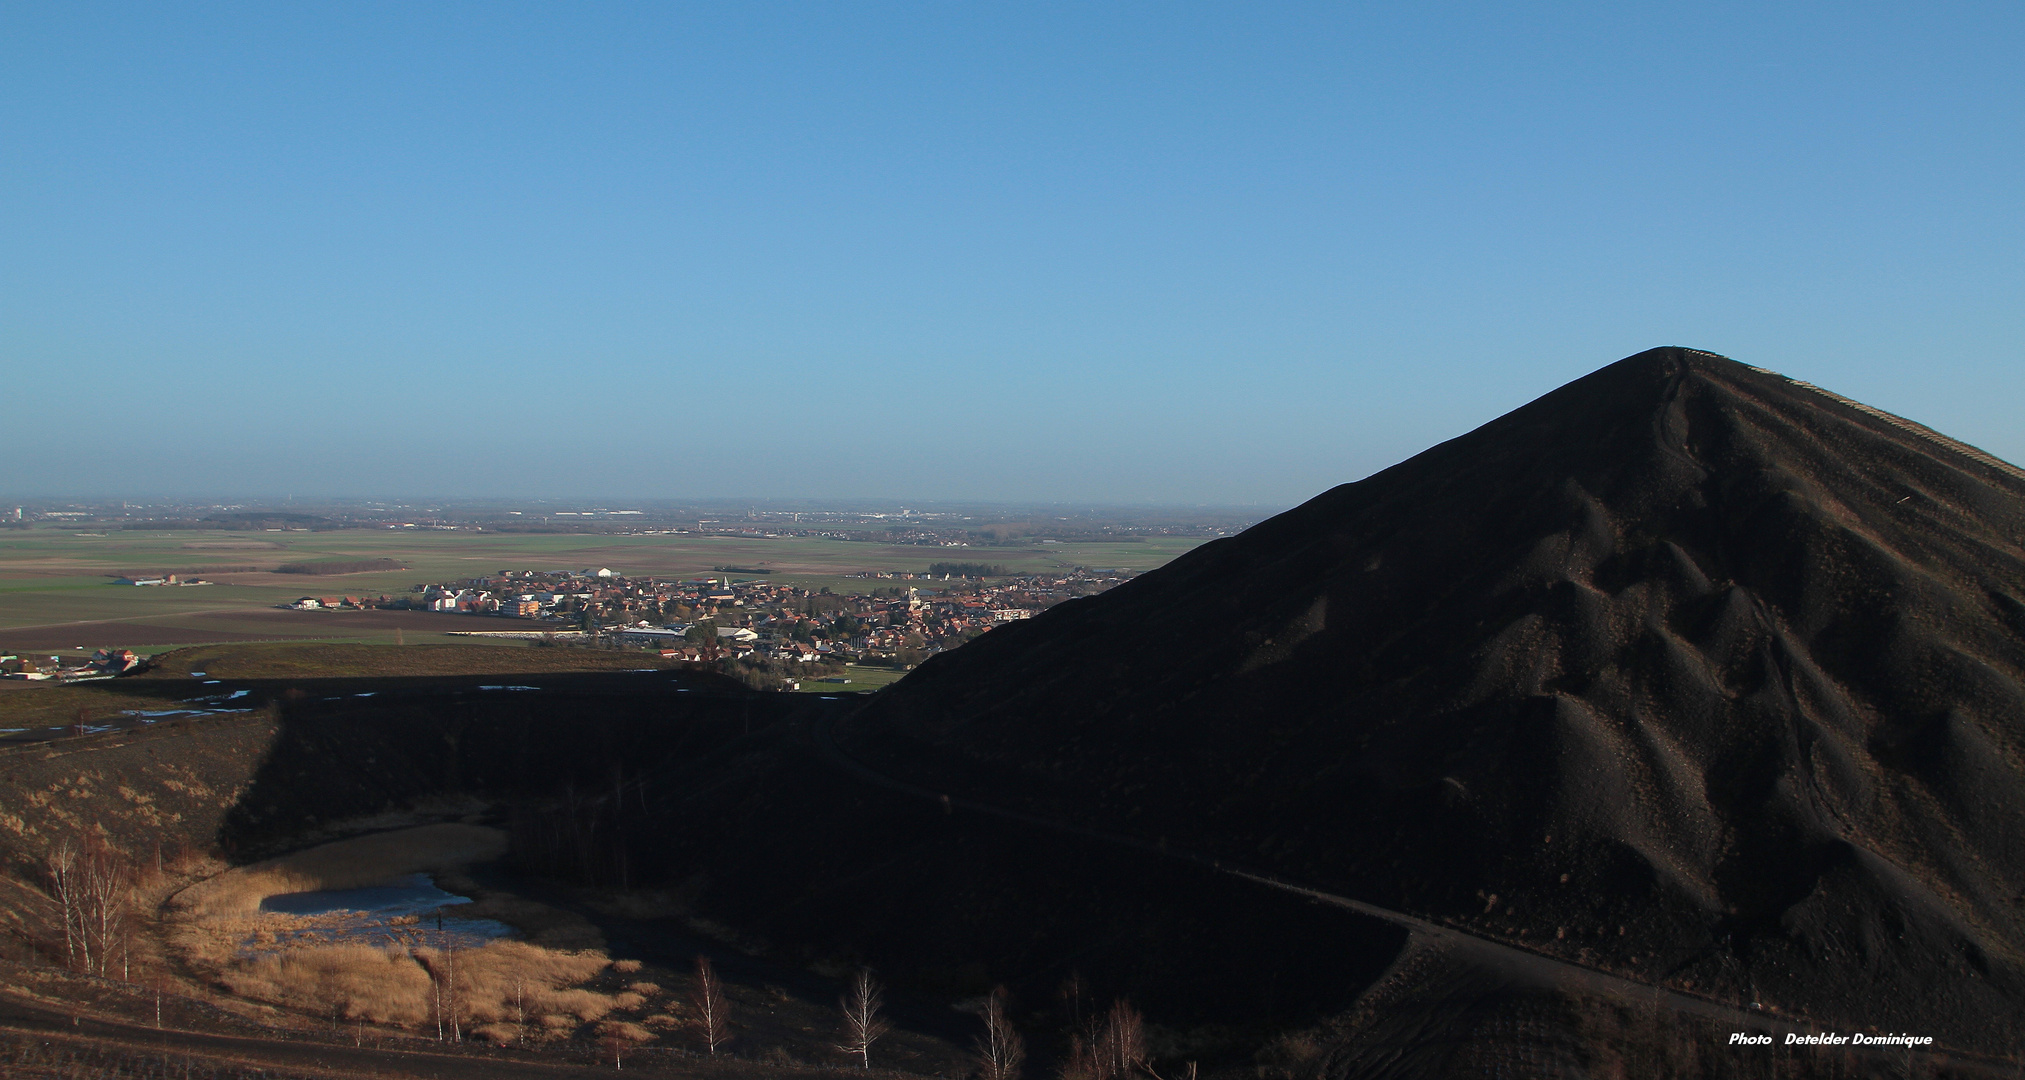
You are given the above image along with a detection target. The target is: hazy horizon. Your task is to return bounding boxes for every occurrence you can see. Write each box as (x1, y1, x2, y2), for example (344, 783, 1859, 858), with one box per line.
(6, 4, 2020, 503)
(0, 494, 1286, 514)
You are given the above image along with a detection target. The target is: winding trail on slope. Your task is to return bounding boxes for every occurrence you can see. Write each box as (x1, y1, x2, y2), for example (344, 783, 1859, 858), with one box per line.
(808, 708, 1941, 1050)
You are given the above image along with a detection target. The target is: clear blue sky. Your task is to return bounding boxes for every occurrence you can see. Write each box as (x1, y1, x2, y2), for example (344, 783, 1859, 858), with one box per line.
(4, 3, 2020, 505)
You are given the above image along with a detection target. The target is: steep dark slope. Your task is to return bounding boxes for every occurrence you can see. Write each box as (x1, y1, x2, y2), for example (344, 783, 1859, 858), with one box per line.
(843, 347, 2025, 1047)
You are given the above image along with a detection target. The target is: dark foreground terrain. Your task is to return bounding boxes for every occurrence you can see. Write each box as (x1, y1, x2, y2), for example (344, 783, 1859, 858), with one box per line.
(0, 348, 2020, 1078)
(1, 663, 1988, 1080)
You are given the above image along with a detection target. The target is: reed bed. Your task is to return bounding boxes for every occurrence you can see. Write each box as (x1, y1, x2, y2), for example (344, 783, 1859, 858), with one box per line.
(167, 823, 630, 1039)
(199, 934, 621, 1033)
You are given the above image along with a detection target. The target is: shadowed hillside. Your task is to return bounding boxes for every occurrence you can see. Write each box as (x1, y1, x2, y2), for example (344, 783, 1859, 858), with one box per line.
(823, 347, 2025, 1054)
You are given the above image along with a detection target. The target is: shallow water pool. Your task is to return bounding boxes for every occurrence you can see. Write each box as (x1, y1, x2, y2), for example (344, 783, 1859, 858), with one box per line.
(251, 873, 512, 952)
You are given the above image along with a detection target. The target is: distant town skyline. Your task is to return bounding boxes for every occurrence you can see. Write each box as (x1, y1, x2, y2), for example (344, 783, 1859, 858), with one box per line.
(4, 4, 2020, 503)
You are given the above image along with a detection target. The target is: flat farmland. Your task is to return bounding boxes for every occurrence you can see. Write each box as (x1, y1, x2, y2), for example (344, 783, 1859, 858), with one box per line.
(0, 643, 703, 742)
(0, 607, 534, 652)
(0, 527, 1207, 654)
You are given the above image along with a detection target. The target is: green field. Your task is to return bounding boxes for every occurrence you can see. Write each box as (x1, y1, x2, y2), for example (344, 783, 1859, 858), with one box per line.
(0, 528, 1205, 655)
(798, 663, 913, 693)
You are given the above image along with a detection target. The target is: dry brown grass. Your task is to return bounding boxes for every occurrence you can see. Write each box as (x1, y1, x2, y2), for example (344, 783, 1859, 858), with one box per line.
(220, 943, 435, 1026)
(422, 940, 613, 1023)
(202, 938, 619, 1032)
(471, 1021, 521, 1046)
(596, 1020, 654, 1044)
(164, 823, 638, 1037)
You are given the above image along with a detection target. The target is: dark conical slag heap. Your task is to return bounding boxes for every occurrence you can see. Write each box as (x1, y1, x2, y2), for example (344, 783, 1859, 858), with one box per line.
(844, 347, 2025, 1043)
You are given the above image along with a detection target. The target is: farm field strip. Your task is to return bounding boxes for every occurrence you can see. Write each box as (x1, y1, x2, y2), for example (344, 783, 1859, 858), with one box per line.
(0, 609, 549, 652)
(0, 529, 1205, 651)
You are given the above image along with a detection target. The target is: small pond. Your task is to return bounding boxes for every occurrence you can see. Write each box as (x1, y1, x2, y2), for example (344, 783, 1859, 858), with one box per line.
(250, 873, 512, 952)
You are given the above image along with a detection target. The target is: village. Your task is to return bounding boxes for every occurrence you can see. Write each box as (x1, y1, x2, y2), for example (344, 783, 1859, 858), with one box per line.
(1, 647, 146, 681)
(279, 563, 1140, 689)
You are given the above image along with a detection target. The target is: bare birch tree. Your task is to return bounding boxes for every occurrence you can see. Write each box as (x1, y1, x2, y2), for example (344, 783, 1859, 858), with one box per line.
(973, 985, 1024, 1080)
(513, 973, 526, 1034)
(446, 947, 462, 1043)
(45, 841, 82, 971)
(80, 852, 128, 978)
(837, 968, 891, 1069)
(693, 955, 731, 1056)
(1094, 1000, 1149, 1080)
(45, 837, 130, 977)
(430, 952, 445, 1042)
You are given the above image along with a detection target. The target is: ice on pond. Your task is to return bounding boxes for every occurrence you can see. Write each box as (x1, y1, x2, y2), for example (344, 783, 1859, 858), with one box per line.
(252, 873, 512, 951)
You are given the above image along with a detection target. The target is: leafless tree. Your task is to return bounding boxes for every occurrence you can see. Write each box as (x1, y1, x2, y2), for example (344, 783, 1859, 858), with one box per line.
(837, 967, 891, 1069)
(1060, 999, 1152, 1080)
(600, 1032, 631, 1070)
(46, 841, 82, 971)
(1094, 1000, 1149, 1080)
(80, 850, 127, 978)
(974, 985, 1024, 1080)
(446, 947, 462, 1043)
(693, 955, 731, 1056)
(45, 837, 130, 977)
(430, 952, 445, 1042)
